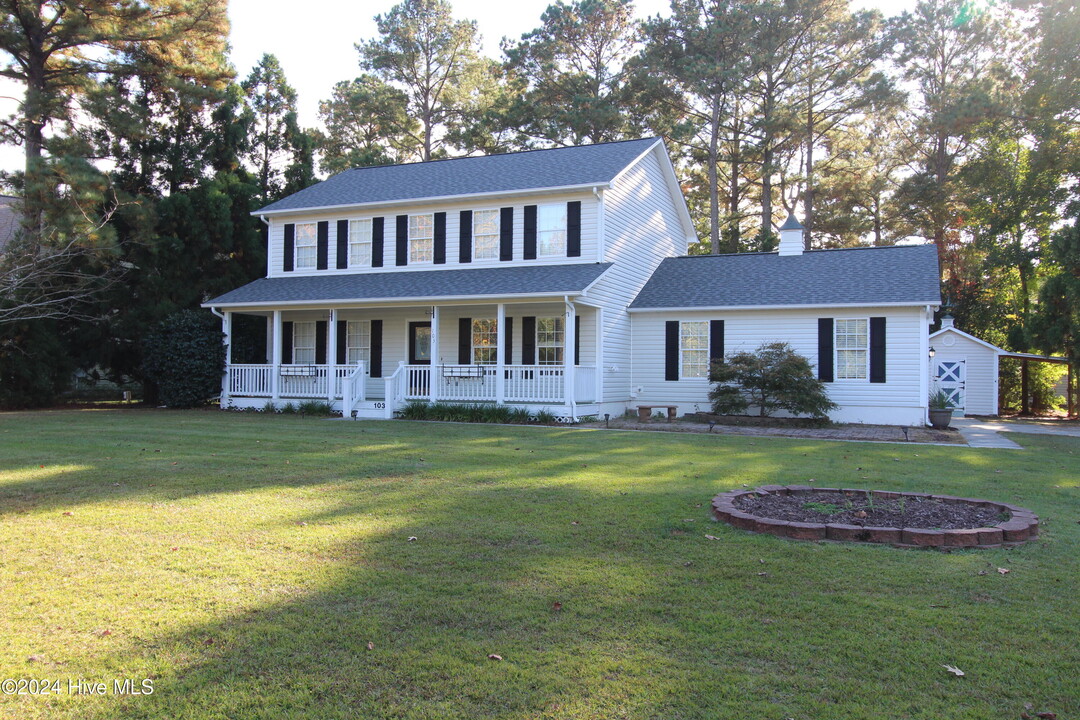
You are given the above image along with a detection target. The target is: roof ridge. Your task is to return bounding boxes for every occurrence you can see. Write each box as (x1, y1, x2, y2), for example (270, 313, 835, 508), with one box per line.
(338, 137, 660, 176)
(670, 244, 933, 259)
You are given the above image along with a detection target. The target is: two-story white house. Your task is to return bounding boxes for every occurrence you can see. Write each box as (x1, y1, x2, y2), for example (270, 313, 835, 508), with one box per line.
(204, 138, 941, 425)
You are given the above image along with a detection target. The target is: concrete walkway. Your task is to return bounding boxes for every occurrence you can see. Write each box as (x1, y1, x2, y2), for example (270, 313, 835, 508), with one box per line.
(952, 417, 1080, 449)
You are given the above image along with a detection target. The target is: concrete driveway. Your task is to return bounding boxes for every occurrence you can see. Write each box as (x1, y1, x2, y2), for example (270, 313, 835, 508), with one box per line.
(952, 417, 1080, 449)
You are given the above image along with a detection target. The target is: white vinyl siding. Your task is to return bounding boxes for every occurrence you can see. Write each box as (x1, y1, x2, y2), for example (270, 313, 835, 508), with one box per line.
(680, 321, 709, 378)
(293, 321, 316, 364)
(630, 307, 929, 426)
(473, 210, 499, 260)
(472, 318, 497, 364)
(346, 320, 370, 366)
(294, 223, 317, 269)
(538, 204, 567, 256)
(537, 317, 564, 365)
(835, 318, 868, 380)
(929, 328, 1001, 415)
(349, 219, 372, 267)
(409, 214, 434, 264)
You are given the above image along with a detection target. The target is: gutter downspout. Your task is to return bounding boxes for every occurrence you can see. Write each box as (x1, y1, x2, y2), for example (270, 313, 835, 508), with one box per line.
(565, 295, 577, 422)
(593, 186, 605, 262)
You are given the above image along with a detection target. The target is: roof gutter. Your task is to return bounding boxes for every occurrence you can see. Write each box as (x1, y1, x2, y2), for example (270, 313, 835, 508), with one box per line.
(199, 290, 587, 311)
(627, 301, 944, 313)
(251, 182, 611, 218)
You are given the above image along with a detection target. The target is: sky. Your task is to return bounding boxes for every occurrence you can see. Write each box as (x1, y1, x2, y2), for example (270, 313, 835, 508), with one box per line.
(0, 0, 917, 177)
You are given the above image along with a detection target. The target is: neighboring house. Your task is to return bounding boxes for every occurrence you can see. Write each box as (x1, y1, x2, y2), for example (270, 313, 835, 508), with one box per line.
(204, 138, 942, 425)
(0, 195, 21, 254)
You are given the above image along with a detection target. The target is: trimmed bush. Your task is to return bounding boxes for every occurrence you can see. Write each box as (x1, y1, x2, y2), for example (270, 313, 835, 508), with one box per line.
(709, 342, 836, 419)
(141, 310, 225, 408)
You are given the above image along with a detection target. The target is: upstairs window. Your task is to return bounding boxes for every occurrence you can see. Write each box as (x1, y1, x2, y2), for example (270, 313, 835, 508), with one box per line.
(537, 317, 564, 365)
(346, 320, 370, 366)
(293, 321, 316, 364)
(836, 318, 868, 379)
(409, 214, 434, 263)
(349, 219, 372, 267)
(538, 204, 567, 256)
(473, 209, 499, 260)
(295, 223, 317, 269)
(472, 318, 498, 364)
(680, 321, 709, 378)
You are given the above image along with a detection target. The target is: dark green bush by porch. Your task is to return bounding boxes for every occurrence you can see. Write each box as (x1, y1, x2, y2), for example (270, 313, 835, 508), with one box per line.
(400, 400, 555, 424)
(141, 310, 226, 408)
(709, 341, 836, 418)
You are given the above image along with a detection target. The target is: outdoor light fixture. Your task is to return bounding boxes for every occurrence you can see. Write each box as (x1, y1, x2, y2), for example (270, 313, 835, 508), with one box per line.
(604, 413, 610, 428)
(929, 346, 936, 359)
(708, 421, 715, 433)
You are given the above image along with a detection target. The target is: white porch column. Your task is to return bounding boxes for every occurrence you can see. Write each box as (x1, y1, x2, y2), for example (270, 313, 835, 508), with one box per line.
(496, 303, 506, 404)
(564, 299, 576, 419)
(221, 311, 232, 405)
(429, 305, 440, 403)
(265, 315, 273, 364)
(327, 309, 338, 402)
(271, 310, 282, 403)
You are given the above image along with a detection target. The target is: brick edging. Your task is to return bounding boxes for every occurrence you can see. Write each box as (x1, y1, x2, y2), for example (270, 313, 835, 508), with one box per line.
(711, 486, 1039, 548)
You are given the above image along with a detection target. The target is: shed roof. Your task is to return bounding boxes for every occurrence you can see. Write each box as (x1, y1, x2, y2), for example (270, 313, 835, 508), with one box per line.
(256, 138, 660, 214)
(629, 244, 941, 310)
(204, 263, 612, 308)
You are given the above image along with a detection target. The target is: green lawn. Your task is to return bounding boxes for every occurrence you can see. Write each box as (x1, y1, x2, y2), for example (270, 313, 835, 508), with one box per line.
(0, 410, 1076, 720)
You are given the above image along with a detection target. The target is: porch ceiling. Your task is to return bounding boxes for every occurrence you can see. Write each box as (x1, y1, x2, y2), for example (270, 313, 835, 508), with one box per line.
(203, 263, 611, 309)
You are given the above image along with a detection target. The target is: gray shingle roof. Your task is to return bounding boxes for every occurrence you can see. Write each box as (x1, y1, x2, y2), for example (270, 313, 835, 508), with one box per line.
(257, 138, 659, 214)
(629, 245, 941, 309)
(205, 263, 612, 307)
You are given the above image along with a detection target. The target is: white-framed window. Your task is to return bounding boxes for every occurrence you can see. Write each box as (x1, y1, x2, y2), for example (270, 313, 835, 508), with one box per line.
(346, 320, 370, 366)
(680, 321, 709, 378)
(409, 213, 434, 263)
(537, 317, 564, 365)
(349, 219, 372, 267)
(538, 204, 567, 256)
(473, 209, 499, 260)
(293, 321, 316, 364)
(835, 318, 868, 379)
(472, 318, 498, 364)
(295, 223, 317, 269)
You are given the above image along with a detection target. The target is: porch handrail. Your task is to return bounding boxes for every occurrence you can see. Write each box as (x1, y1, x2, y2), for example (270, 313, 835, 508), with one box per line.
(383, 361, 407, 419)
(340, 362, 366, 418)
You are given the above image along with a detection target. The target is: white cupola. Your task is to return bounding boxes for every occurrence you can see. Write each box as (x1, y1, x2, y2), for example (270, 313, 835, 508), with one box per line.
(777, 213, 804, 256)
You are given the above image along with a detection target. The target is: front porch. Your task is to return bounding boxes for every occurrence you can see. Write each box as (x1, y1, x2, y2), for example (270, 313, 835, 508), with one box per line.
(217, 300, 600, 419)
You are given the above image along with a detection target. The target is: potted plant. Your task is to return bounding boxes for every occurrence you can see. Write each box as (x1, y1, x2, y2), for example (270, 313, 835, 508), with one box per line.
(928, 389, 955, 429)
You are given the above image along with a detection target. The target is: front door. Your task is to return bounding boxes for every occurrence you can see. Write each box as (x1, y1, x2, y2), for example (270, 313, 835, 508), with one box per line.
(408, 322, 432, 396)
(936, 359, 965, 415)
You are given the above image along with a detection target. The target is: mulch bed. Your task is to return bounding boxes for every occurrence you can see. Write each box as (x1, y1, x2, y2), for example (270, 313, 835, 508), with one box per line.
(734, 489, 1004, 530)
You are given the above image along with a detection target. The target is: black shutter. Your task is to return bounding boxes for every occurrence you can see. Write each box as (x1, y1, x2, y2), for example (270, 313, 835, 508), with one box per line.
(709, 320, 724, 366)
(665, 321, 679, 381)
(523, 205, 537, 260)
(499, 207, 513, 261)
(336, 321, 347, 364)
(458, 317, 472, 364)
(315, 320, 327, 364)
(316, 221, 329, 270)
(372, 217, 384, 267)
(521, 316, 536, 364)
(574, 316, 581, 366)
(369, 320, 383, 377)
(336, 220, 348, 269)
(818, 318, 834, 382)
(283, 223, 295, 272)
(567, 200, 581, 257)
(459, 210, 472, 263)
(870, 317, 886, 383)
(434, 212, 446, 264)
(282, 321, 294, 364)
(395, 215, 408, 266)
(504, 317, 513, 365)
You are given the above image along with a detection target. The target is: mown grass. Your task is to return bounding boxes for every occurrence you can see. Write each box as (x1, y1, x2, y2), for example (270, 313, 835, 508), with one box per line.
(0, 409, 1076, 720)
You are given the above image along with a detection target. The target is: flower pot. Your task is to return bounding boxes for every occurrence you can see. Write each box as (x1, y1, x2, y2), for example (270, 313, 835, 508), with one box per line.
(929, 408, 953, 429)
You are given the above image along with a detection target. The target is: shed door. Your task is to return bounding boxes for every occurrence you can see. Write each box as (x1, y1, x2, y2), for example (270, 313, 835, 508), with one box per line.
(936, 360, 965, 414)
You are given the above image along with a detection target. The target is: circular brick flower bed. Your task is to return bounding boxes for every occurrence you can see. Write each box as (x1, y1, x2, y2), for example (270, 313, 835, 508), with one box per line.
(712, 485, 1039, 548)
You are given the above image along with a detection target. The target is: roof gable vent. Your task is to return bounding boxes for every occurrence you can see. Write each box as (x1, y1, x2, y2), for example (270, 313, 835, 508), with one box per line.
(778, 213, 804, 256)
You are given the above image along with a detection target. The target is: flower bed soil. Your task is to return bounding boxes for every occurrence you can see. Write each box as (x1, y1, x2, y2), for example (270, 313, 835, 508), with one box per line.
(712, 486, 1039, 548)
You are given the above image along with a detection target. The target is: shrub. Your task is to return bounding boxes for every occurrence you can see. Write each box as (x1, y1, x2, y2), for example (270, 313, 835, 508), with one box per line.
(709, 342, 836, 419)
(0, 320, 72, 409)
(297, 400, 335, 416)
(141, 310, 225, 408)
